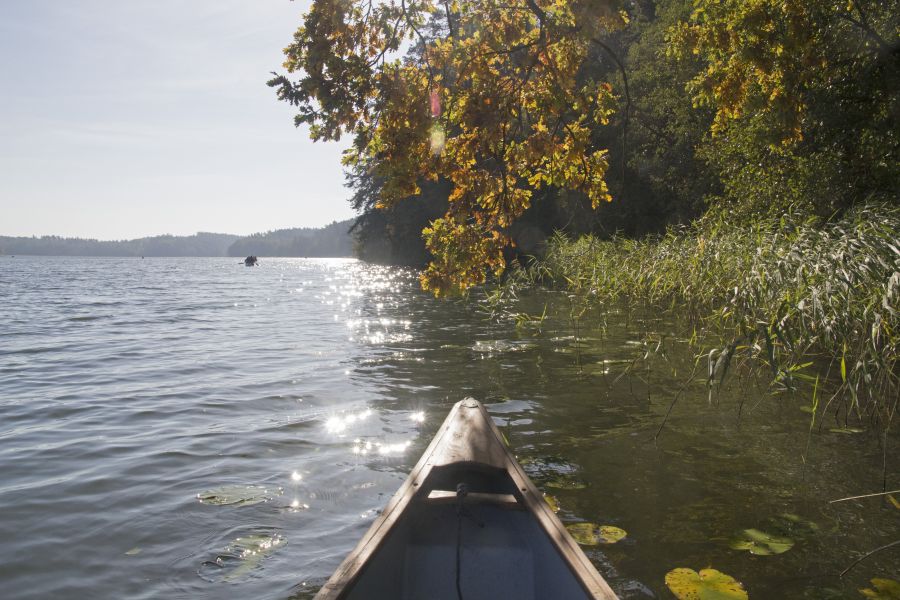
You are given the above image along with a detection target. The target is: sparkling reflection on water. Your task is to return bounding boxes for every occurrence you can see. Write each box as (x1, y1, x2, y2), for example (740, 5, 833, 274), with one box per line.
(0, 256, 895, 599)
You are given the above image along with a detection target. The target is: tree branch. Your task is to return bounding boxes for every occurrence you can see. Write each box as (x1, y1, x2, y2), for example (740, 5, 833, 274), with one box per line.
(401, 0, 435, 84)
(591, 37, 631, 193)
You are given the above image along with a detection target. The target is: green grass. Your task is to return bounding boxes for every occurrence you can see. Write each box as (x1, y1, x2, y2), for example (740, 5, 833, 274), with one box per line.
(506, 203, 900, 419)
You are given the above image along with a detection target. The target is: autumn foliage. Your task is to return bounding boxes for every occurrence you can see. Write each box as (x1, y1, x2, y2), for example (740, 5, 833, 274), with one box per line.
(270, 0, 626, 294)
(271, 0, 898, 293)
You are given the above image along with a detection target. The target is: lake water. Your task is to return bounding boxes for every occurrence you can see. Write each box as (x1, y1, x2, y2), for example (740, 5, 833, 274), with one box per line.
(0, 256, 896, 599)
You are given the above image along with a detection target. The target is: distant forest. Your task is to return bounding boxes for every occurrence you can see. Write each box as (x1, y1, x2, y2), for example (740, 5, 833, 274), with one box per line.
(227, 220, 354, 257)
(0, 219, 355, 257)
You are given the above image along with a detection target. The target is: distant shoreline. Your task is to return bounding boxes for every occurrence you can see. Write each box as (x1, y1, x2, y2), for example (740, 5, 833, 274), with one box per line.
(1, 255, 357, 259)
(0, 218, 357, 258)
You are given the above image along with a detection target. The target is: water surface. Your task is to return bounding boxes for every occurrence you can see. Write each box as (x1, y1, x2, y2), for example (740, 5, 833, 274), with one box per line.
(0, 256, 895, 598)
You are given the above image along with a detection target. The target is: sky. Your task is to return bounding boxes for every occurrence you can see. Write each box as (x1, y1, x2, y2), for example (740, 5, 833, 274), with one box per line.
(0, 0, 356, 240)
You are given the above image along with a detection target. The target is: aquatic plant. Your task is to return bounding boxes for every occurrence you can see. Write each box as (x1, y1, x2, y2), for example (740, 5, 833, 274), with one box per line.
(198, 532, 286, 582)
(503, 203, 899, 421)
(665, 567, 748, 600)
(565, 523, 627, 545)
(196, 485, 283, 507)
(729, 528, 794, 556)
(860, 578, 900, 599)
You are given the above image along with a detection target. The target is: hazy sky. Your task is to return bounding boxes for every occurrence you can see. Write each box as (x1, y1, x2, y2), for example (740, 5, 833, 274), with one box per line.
(0, 0, 356, 240)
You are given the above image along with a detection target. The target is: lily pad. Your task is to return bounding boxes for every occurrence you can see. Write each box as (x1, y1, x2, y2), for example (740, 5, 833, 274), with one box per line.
(566, 523, 627, 545)
(521, 455, 579, 474)
(861, 578, 900, 599)
(520, 456, 587, 490)
(766, 513, 819, 537)
(544, 474, 589, 490)
(729, 528, 794, 555)
(665, 568, 748, 600)
(228, 534, 286, 579)
(199, 532, 286, 582)
(859, 577, 900, 600)
(197, 485, 283, 507)
(544, 494, 560, 513)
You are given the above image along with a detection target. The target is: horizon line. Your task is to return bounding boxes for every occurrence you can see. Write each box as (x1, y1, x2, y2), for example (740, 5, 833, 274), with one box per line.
(0, 217, 359, 243)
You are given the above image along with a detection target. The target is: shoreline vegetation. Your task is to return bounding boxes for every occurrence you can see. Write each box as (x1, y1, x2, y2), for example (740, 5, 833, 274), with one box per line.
(490, 203, 899, 428)
(267, 0, 897, 440)
(271, 0, 897, 298)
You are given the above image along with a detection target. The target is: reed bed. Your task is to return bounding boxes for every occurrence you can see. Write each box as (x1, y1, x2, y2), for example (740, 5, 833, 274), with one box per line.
(509, 204, 900, 420)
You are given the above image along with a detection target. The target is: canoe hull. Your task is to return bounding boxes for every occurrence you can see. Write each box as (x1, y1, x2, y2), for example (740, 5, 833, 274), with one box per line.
(315, 399, 618, 599)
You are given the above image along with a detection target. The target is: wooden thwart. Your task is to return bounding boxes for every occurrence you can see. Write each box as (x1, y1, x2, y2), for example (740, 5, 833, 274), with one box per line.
(424, 489, 521, 509)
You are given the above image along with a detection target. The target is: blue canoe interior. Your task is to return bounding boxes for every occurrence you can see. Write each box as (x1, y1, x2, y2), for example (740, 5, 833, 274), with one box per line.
(314, 399, 619, 599)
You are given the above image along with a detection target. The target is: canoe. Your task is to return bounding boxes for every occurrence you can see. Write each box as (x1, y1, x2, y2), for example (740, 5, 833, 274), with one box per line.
(315, 398, 619, 599)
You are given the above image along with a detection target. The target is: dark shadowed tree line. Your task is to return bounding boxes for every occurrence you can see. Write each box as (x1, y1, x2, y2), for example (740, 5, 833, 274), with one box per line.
(228, 219, 355, 257)
(0, 220, 356, 257)
(0, 232, 241, 257)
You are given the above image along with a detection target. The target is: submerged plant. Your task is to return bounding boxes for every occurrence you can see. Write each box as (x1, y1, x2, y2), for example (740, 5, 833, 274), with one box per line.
(198, 532, 286, 582)
(197, 485, 283, 507)
(860, 578, 900, 600)
(729, 528, 794, 555)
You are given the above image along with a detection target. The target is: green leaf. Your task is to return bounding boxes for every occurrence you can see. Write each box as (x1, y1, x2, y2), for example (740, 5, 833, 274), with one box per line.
(500, 430, 510, 447)
(545, 476, 589, 490)
(198, 533, 287, 583)
(543, 494, 560, 513)
(665, 567, 748, 600)
(197, 485, 282, 507)
(566, 523, 627, 545)
(766, 513, 819, 537)
(729, 528, 794, 555)
(841, 345, 847, 382)
(860, 578, 900, 599)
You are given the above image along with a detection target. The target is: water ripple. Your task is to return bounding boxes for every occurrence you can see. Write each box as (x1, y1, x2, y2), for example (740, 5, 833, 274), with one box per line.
(0, 256, 894, 600)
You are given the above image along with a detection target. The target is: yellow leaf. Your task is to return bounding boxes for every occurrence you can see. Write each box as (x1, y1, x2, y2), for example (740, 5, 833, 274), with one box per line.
(665, 568, 748, 600)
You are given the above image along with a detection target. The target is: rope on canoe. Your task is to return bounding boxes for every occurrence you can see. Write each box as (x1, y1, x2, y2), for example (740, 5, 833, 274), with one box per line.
(455, 482, 468, 600)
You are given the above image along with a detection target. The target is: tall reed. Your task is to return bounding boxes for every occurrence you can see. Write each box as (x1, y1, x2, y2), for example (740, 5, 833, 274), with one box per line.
(508, 204, 900, 419)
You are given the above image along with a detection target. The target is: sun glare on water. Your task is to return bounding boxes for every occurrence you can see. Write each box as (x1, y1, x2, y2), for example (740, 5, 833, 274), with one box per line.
(325, 408, 373, 434)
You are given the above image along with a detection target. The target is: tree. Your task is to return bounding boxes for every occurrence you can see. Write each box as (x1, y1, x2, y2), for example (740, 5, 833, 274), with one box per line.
(270, 0, 629, 294)
(668, 0, 899, 217)
(347, 157, 448, 266)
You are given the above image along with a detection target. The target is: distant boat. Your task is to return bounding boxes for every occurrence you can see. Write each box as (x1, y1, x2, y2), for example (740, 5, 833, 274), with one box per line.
(244, 256, 258, 266)
(314, 398, 618, 599)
